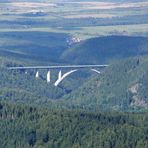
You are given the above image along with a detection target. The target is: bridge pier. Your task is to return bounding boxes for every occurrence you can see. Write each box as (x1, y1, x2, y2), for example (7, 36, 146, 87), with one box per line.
(35, 71, 39, 79)
(47, 71, 51, 83)
(33, 68, 101, 86)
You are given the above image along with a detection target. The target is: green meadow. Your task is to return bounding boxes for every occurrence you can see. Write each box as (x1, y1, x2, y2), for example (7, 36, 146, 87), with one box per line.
(0, 0, 148, 39)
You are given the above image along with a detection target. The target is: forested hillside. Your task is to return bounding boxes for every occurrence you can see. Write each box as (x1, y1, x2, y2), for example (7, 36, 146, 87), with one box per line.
(0, 0, 148, 147)
(64, 56, 148, 111)
(0, 53, 148, 111)
(0, 31, 71, 63)
(0, 101, 148, 148)
(62, 36, 148, 64)
(0, 56, 90, 107)
(0, 57, 68, 104)
(1, 34, 148, 65)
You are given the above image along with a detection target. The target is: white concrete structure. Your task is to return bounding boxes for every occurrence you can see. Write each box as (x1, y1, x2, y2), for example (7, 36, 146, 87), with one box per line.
(54, 70, 78, 86)
(8, 64, 108, 70)
(35, 71, 39, 79)
(47, 71, 51, 83)
(91, 69, 101, 74)
(8, 64, 108, 87)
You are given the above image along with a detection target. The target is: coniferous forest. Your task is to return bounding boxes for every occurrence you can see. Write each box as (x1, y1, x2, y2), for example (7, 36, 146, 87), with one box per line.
(0, 101, 148, 148)
(0, 0, 148, 147)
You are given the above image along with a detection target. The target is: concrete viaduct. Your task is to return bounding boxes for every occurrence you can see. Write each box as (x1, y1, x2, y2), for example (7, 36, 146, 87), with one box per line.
(8, 65, 108, 86)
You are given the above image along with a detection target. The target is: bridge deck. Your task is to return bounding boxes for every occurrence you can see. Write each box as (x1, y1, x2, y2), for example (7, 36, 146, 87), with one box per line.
(8, 65, 109, 70)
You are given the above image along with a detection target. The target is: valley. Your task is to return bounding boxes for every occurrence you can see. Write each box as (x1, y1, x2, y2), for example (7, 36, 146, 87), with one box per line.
(0, 0, 148, 147)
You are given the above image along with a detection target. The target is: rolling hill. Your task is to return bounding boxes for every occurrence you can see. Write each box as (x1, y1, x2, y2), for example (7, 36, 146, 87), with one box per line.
(0, 56, 90, 107)
(0, 35, 148, 111)
(62, 36, 148, 64)
(0, 0, 148, 147)
(0, 31, 71, 63)
(63, 56, 148, 111)
(1, 33, 148, 65)
(1, 55, 147, 111)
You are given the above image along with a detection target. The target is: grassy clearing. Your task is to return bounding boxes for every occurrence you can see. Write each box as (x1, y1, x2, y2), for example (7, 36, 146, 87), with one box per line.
(0, 24, 147, 39)
(75, 24, 148, 39)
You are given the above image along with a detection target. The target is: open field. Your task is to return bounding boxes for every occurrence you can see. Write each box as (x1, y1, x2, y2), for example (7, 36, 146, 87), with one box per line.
(0, 24, 147, 40)
(0, 0, 148, 39)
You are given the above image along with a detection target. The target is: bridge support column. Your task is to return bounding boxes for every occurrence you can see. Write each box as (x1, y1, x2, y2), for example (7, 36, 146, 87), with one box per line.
(47, 71, 51, 83)
(54, 70, 78, 87)
(35, 71, 39, 79)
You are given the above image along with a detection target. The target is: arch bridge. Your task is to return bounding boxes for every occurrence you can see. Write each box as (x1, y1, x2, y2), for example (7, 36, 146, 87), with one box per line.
(8, 64, 108, 86)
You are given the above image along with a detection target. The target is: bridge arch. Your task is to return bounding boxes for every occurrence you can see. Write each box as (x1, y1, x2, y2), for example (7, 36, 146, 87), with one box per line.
(54, 69, 101, 86)
(54, 70, 78, 86)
